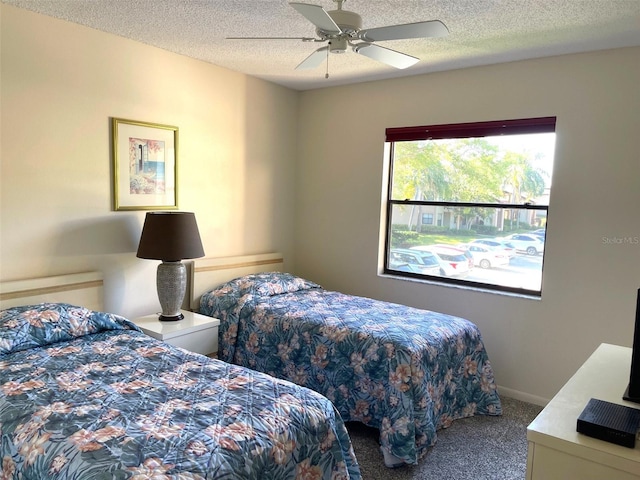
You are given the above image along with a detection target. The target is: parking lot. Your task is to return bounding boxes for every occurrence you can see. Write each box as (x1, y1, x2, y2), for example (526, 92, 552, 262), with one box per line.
(467, 253, 543, 290)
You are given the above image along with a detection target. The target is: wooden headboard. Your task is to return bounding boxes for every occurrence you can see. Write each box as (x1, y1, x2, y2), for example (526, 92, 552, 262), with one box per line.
(190, 253, 284, 311)
(0, 272, 104, 311)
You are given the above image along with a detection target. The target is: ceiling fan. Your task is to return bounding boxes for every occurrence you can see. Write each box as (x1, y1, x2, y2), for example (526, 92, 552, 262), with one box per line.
(228, 0, 449, 74)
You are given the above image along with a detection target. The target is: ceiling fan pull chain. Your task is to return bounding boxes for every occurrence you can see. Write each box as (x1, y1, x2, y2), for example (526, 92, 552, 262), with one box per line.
(325, 44, 330, 78)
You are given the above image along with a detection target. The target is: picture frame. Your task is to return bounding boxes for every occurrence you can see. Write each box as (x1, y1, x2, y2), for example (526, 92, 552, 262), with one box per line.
(112, 117, 179, 211)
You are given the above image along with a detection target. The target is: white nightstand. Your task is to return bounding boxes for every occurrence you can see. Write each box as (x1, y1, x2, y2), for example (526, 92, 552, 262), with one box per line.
(131, 310, 221, 357)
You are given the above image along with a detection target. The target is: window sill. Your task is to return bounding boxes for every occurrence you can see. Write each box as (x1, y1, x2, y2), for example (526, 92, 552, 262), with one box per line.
(379, 272, 542, 301)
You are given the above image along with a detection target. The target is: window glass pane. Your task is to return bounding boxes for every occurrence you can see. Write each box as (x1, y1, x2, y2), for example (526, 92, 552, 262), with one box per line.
(391, 133, 555, 205)
(387, 204, 546, 292)
(421, 213, 433, 225)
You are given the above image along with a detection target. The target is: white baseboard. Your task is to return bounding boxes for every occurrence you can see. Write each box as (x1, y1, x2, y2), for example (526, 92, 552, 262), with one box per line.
(498, 385, 549, 407)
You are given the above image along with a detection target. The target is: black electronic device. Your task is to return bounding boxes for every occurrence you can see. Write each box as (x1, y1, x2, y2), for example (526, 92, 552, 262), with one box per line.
(577, 398, 640, 448)
(624, 288, 640, 404)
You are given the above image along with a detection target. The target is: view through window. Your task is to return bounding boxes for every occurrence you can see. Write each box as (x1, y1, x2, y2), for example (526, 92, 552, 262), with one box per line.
(383, 118, 556, 296)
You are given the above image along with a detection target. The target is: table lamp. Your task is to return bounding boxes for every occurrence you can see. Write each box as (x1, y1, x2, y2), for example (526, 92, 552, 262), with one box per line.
(136, 211, 205, 321)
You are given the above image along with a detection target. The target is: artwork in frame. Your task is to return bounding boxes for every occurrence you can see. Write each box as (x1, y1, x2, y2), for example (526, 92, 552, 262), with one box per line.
(112, 117, 179, 211)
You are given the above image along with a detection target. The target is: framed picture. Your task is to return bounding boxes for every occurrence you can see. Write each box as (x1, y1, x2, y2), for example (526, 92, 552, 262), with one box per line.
(112, 118, 179, 211)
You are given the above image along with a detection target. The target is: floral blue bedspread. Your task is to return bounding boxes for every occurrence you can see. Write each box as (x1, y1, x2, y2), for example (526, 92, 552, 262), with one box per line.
(0, 303, 361, 480)
(200, 272, 502, 467)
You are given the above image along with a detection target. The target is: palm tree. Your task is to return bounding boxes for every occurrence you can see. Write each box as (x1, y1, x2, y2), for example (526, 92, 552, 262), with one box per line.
(501, 152, 547, 228)
(392, 142, 449, 230)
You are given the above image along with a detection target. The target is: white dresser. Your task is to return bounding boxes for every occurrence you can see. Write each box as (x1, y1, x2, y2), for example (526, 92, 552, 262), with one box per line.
(526, 343, 640, 479)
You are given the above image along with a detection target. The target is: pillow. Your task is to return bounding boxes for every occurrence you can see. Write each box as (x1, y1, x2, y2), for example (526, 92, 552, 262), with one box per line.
(238, 272, 322, 297)
(0, 302, 140, 355)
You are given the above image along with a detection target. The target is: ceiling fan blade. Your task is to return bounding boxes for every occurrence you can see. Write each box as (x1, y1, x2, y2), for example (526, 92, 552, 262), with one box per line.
(359, 20, 449, 42)
(290, 2, 342, 34)
(353, 43, 419, 69)
(295, 46, 329, 70)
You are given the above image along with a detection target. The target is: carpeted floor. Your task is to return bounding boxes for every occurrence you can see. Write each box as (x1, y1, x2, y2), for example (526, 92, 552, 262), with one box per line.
(347, 396, 543, 480)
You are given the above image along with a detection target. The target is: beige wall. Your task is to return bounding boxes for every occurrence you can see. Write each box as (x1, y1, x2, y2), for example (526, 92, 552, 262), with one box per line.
(2, 4, 639, 403)
(295, 47, 640, 403)
(1, 5, 299, 318)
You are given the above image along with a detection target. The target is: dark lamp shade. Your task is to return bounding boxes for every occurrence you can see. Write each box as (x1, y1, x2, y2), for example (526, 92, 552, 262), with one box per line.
(136, 212, 205, 262)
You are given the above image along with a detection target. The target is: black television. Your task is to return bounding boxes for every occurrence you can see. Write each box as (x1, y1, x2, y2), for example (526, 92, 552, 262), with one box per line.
(623, 288, 640, 403)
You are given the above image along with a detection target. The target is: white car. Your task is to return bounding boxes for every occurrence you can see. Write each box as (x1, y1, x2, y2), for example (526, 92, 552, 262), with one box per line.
(461, 244, 511, 269)
(389, 248, 442, 276)
(502, 234, 545, 255)
(410, 245, 471, 277)
(469, 239, 517, 259)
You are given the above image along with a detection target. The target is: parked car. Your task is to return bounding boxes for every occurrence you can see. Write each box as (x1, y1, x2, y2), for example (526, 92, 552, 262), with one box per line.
(389, 249, 442, 276)
(460, 243, 510, 269)
(531, 228, 546, 241)
(469, 239, 517, 259)
(502, 233, 545, 255)
(410, 245, 471, 277)
(460, 247, 475, 270)
(438, 243, 474, 270)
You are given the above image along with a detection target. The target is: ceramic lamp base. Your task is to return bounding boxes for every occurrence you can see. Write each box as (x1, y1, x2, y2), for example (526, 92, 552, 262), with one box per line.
(156, 261, 186, 321)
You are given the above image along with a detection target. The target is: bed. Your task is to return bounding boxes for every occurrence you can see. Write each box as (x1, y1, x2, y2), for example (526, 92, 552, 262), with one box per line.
(0, 271, 361, 479)
(192, 254, 503, 468)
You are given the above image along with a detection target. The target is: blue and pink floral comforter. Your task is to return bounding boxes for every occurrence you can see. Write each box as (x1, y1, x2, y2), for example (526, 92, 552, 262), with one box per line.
(0, 302, 361, 479)
(200, 272, 502, 467)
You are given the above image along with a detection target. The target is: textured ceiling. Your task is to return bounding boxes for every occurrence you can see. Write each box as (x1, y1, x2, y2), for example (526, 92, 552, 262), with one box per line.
(4, 0, 640, 90)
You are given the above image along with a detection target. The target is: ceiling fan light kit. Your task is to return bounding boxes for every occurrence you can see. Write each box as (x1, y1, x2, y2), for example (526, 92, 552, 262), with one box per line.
(228, 0, 449, 76)
(329, 37, 348, 53)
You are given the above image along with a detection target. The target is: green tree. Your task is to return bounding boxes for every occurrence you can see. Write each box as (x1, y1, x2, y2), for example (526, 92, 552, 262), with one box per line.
(500, 151, 547, 228)
(501, 152, 545, 201)
(443, 139, 503, 229)
(392, 141, 449, 201)
(392, 142, 450, 229)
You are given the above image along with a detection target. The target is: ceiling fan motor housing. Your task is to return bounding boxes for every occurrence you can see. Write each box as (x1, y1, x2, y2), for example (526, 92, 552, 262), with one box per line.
(318, 9, 362, 53)
(328, 9, 362, 33)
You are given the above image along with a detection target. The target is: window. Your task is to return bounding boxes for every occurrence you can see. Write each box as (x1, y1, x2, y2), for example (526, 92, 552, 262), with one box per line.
(383, 117, 556, 296)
